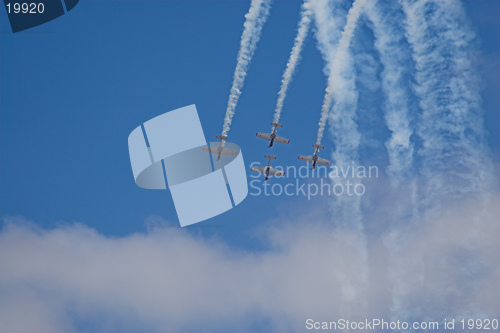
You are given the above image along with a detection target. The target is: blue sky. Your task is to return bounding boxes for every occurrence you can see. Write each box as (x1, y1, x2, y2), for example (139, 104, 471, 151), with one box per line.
(1, 0, 499, 332)
(0, 0, 332, 242)
(1, 1, 499, 238)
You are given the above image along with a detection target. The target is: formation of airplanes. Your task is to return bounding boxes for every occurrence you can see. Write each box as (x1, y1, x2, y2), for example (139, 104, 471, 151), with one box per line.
(252, 121, 332, 180)
(204, 120, 332, 181)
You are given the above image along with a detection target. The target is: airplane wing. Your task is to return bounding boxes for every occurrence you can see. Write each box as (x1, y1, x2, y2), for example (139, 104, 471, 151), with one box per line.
(203, 146, 237, 156)
(273, 135, 290, 144)
(298, 155, 314, 163)
(315, 157, 332, 166)
(251, 166, 268, 174)
(267, 167, 285, 176)
(256, 133, 272, 141)
(269, 168, 285, 176)
(251, 166, 284, 177)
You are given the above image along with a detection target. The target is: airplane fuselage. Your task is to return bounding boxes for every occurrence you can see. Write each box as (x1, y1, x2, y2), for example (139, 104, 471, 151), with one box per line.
(265, 160, 272, 180)
(268, 133, 276, 147)
(269, 127, 278, 148)
(311, 148, 320, 170)
(217, 144, 223, 161)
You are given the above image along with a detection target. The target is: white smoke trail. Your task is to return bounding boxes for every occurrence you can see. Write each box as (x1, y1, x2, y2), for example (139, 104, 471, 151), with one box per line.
(400, 0, 494, 209)
(316, 0, 365, 147)
(309, 0, 345, 76)
(384, 0, 497, 323)
(362, 2, 421, 323)
(273, 1, 313, 125)
(310, 0, 368, 321)
(221, 0, 272, 138)
(311, 0, 365, 230)
(363, 0, 415, 185)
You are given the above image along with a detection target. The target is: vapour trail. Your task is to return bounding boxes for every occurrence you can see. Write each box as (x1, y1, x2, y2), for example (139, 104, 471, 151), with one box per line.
(400, 0, 494, 209)
(316, 0, 365, 147)
(362, 2, 421, 323)
(383, 0, 496, 323)
(221, 0, 272, 138)
(273, 1, 313, 125)
(310, 0, 369, 320)
(309, 0, 345, 75)
(311, 0, 365, 231)
(364, 0, 415, 185)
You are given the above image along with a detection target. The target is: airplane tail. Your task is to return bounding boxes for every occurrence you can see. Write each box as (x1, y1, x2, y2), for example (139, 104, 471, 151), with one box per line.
(312, 144, 324, 149)
(216, 135, 228, 140)
(270, 122, 283, 128)
(264, 154, 276, 160)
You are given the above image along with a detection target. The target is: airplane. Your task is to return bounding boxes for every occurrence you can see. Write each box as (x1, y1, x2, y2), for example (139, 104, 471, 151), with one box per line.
(251, 154, 285, 181)
(203, 135, 237, 161)
(298, 144, 332, 170)
(256, 122, 290, 148)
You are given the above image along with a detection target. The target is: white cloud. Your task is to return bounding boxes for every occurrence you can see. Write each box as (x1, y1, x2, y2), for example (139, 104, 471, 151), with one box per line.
(1, 193, 499, 332)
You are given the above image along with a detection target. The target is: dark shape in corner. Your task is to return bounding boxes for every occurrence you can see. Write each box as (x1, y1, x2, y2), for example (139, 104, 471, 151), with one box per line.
(3, 0, 79, 33)
(64, 0, 78, 12)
